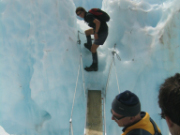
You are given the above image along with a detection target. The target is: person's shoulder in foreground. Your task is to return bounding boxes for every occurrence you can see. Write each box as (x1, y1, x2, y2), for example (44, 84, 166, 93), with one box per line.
(111, 90, 161, 135)
(158, 73, 180, 135)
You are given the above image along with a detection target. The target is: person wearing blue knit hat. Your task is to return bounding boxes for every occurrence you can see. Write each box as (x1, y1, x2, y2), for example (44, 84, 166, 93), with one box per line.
(111, 90, 161, 135)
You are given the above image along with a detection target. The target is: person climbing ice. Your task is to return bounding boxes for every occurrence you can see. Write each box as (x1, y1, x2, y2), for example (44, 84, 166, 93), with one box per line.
(76, 7, 109, 71)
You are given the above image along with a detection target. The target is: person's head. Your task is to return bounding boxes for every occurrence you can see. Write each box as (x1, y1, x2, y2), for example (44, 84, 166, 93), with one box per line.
(111, 90, 141, 127)
(158, 73, 180, 135)
(75, 7, 87, 18)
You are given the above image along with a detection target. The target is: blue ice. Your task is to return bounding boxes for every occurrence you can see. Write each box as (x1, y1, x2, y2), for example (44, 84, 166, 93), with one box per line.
(0, 0, 180, 134)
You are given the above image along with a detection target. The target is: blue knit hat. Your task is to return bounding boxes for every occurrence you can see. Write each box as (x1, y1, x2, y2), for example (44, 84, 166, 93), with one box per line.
(112, 90, 141, 116)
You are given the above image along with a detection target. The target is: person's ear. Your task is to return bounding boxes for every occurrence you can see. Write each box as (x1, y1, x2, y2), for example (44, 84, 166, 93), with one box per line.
(165, 116, 174, 128)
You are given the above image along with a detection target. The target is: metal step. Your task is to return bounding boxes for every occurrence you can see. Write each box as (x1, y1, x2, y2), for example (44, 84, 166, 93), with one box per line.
(85, 90, 103, 135)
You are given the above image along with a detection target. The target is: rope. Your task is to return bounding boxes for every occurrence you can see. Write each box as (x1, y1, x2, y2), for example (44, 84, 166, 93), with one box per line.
(70, 49, 81, 118)
(103, 97, 107, 135)
(113, 60, 121, 94)
(77, 30, 87, 96)
(103, 44, 121, 135)
(78, 31, 88, 134)
(71, 124, 73, 135)
(105, 52, 114, 97)
(69, 30, 87, 135)
(69, 119, 73, 135)
(84, 93, 88, 135)
(112, 45, 121, 93)
(105, 43, 122, 96)
(80, 53, 86, 96)
(69, 56, 81, 135)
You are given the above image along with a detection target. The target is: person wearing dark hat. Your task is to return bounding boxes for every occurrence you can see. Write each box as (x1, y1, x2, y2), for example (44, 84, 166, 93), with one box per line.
(111, 90, 161, 135)
(158, 73, 180, 135)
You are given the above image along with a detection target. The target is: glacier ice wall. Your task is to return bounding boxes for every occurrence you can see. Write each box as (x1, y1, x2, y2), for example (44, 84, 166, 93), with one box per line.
(73, 0, 102, 11)
(102, 0, 180, 134)
(0, 0, 180, 135)
(0, 0, 85, 135)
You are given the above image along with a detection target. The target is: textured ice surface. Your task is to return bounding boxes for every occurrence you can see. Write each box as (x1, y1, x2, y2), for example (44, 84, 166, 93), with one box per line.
(0, 0, 180, 134)
(103, 0, 180, 134)
(73, 0, 102, 10)
(0, 0, 83, 135)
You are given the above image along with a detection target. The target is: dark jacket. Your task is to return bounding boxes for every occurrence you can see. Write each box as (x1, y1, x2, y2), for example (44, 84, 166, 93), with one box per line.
(84, 12, 108, 34)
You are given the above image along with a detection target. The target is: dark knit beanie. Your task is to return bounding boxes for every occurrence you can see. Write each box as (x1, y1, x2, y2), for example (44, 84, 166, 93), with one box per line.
(112, 90, 141, 116)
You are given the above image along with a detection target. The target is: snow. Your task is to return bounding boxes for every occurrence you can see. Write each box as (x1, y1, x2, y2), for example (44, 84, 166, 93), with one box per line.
(0, 0, 180, 134)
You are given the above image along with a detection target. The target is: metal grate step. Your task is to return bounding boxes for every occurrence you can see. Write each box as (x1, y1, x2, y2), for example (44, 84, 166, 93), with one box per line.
(85, 90, 103, 135)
